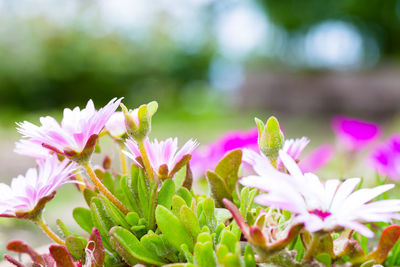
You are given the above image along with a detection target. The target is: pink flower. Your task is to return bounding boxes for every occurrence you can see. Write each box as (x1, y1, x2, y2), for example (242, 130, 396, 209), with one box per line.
(332, 115, 381, 151)
(105, 111, 127, 139)
(299, 144, 334, 173)
(370, 135, 400, 180)
(241, 151, 400, 237)
(124, 137, 198, 179)
(191, 128, 258, 179)
(276, 137, 309, 170)
(14, 139, 51, 160)
(17, 98, 121, 162)
(0, 155, 77, 217)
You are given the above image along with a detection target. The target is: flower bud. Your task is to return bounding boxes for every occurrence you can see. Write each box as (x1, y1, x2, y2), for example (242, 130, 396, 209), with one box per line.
(255, 116, 284, 165)
(121, 101, 158, 141)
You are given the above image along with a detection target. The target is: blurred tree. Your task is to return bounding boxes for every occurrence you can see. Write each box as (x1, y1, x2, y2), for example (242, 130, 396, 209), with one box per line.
(258, 0, 400, 56)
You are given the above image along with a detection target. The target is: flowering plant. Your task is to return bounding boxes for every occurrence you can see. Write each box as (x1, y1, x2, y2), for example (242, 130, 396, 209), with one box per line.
(2, 99, 400, 267)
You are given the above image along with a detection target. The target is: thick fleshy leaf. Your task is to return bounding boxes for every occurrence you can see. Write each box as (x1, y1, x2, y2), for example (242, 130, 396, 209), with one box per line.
(172, 195, 187, 218)
(158, 178, 175, 209)
(141, 232, 173, 260)
(219, 229, 238, 253)
(180, 205, 201, 241)
(155, 205, 194, 252)
(6, 240, 44, 265)
(215, 149, 242, 192)
(244, 245, 256, 267)
(109, 226, 167, 266)
(73, 207, 94, 234)
(367, 225, 400, 264)
(176, 187, 193, 207)
(65, 236, 87, 262)
(199, 198, 217, 232)
(194, 232, 216, 267)
(83, 188, 98, 206)
(49, 245, 76, 267)
(206, 171, 232, 207)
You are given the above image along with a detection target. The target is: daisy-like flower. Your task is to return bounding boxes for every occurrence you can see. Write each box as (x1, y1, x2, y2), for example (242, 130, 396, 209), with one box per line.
(241, 150, 400, 237)
(14, 139, 51, 160)
(124, 137, 198, 180)
(17, 98, 121, 163)
(332, 115, 381, 151)
(191, 128, 258, 179)
(370, 135, 400, 180)
(105, 111, 128, 140)
(276, 137, 309, 170)
(0, 155, 77, 218)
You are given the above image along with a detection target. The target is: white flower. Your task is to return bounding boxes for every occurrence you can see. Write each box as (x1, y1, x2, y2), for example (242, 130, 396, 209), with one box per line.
(241, 150, 400, 237)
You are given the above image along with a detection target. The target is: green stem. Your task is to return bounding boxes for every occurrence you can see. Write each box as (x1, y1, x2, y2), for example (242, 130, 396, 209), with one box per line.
(137, 139, 155, 182)
(303, 233, 323, 261)
(83, 163, 129, 214)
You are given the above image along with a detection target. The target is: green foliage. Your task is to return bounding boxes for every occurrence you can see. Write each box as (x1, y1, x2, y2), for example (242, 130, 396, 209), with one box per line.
(206, 149, 242, 207)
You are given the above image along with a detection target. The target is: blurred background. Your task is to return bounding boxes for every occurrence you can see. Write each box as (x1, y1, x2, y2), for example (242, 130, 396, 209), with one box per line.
(1, 0, 400, 259)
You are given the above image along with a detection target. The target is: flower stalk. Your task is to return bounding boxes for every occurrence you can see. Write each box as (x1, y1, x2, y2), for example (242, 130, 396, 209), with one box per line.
(137, 139, 155, 182)
(83, 163, 129, 214)
(119, 146, 128, 175)
(34, 218, 65, 245)
(74, 171, 86, 192)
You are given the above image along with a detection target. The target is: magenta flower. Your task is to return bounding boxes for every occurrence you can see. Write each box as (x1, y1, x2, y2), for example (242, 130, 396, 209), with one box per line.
(0, 155, 77, 218)
(332, 115, 381, 151)
(241, 151, 400, 237)
(191, 128, 258, 179)
(17, 98, 121, 162)
(370, 135, 400, 180)
(124, 137, 198, 180)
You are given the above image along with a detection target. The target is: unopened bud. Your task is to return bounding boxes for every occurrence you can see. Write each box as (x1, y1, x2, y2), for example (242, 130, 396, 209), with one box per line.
(121, 101, 158, 141)
(255, 116, 284, 164)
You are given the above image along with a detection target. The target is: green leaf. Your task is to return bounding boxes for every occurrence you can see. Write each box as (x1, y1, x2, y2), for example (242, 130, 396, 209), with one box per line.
(158, 178, 175, 209)
(315, 253, 332, 267)
(174, 166, 187, 188)
(244, 245, 256, 267)
(109, 226, 167, 266)
(73, 207, 94, 233)
(194, 241, 216, 267)
(141, 232, 171, 258)
(125, 212, 139, 226)
(219, 229, 237, 253)
(254, 117, 264, 137)
(83, 188, 98, 206)
(201, 198, 217, 232)
(56, 219, 72, 238)
(206, 171, 232, 207)
(172, 195, 187, 217)
(156, 205, 194, 252)
(180, 205, 201, 241)
(120, 175, 140, 214)
(214, 149, 242, 192)
(99, 195, 130, 229)
(65, 235, 87, 262)
(90, 197, 117, 238)
(176, 187, 193, 207)
(103, 171, 115, 193)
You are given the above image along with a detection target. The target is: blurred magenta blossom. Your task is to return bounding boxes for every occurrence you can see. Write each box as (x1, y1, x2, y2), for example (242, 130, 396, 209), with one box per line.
(190, 128, 258, 179)
(241, 151, 400, 237)
(332, 115, 381, 151)
(299, 144, 334, 173)
(370, 135, 400, 180)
